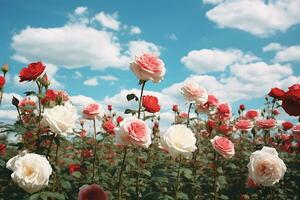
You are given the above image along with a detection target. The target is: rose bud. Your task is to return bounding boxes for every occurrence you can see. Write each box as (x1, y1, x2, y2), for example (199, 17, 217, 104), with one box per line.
(1, 64, 9, 75)
(116, 116, 123, 124)
(239, 104, 245, 111)
(107, 105, 112, 111)
(172, 105, 178, 112)
(41, 74, 50, 87)
(272, 108, 280, 115)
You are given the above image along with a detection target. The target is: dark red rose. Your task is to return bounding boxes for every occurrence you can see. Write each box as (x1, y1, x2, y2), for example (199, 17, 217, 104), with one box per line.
(172, 105, 178, 112)
(0, 76, 5, 88)
(282, 121, 293, 131)
(116, 116, 123, 124)
(282, 85, 300, 116)
(78, 184, 109, 200)
(207, 120, 215, 129)
(102, 119, 115, 135)
(142, 95, 160, 113)
(81, 149, 93, 158)
(41, 89, 57, 105)
(69, 164, 81, 174)
(268, 87, 285, 100)
(245, 110, 258, 119)
(107, 105, 112, 111)
(0, 143, 6, 155)
(19, 62, 45, 82)
(239, 104, 245, 111)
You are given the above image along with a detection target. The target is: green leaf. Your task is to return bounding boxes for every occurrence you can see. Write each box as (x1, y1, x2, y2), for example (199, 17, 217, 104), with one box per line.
(143, 192, 162, 200)
(12, 96, 20, 107)
(142, 169, 151, 177)
(176, 192, 189, 200)
(126, 93, 138, 101)
(24, 91, 37, 96)
(61, 180, 72, 190)
(0, 158, 5, 167)
(124, 109, 136, 115)
(29, 193, 40, 200)
(40, 192, 65, 200)
(220, 194, 229, 199)
(182, 168, 193, 179)
(72, 171, 81, 178)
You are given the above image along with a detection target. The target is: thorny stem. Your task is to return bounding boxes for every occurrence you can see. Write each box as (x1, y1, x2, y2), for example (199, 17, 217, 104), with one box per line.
(117, 146, 128, 200)
(137, 81, 146, 119)
(46, 133, 56, 159)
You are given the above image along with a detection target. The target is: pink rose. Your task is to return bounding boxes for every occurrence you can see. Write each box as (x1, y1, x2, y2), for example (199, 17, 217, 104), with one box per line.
(257, 119, 276, 129)
(180, 81, 208, 103)
(292, 124, 300, 141)
(210, 136, 235, 159)
(235, 119, 252, 131)
(78, 184, 108, 200)
(82, 103, 101, 120)
(206, 94, 219, 107)
(115, 117, 151, 148)
(18, 98, 36, 113)
(130, 53, 165, 83)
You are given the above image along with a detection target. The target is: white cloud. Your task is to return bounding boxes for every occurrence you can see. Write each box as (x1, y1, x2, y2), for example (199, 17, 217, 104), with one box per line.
(70, 95, 96, 110)
(181, 48, 259, 74)
(74, 7, 88, 15)
(165, 34, 178, 41)
(74, 71, 82, 79)
(84, 77, 99, 86)
(130, 26, 141, 35)
(127, 40, 161, 57)
(262, 43, 285, 52)
(206, 0, 300, 37)
(99, 75, 118, 81)
(274, 45, 300, 62)
(0, 93, 23, 122)
(203, 0, 224, 5)
(93, 12, 120, 31)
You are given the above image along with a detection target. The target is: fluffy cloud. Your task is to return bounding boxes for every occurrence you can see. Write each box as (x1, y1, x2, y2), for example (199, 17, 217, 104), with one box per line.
(262, 43, 285, 52)
(70, 95, 97, 110)
(203, 0, 224, 5)
(165, 34, 178, 41)
(99, 75, 118, 81)
(0, 93, 23, 122)
(181, 48, 258, 74)
(206, 0, 300, 37)
(274, 45, 300, 62)
(74, 7, 88, 15)
(130, 26, 141, 35)
(127, 40, 161, 57)
(83, 77, 99, 86)
(93, 12, 120, 31)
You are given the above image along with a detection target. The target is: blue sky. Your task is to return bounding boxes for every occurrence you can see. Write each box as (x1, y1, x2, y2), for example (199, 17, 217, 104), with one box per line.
(1, 0, 300, 125)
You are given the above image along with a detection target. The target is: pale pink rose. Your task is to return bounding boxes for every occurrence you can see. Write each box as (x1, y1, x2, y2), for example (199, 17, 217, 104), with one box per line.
(210, 136, 235, 159)
(292, 124, 300, 141)
(235, 119, 252, 131)
(256, 119, 276, 129)
(130, 53, 165, 83)
(82, 103, 101, 120)
(115, 117, 151, 148)
(180, 81, 208, 103)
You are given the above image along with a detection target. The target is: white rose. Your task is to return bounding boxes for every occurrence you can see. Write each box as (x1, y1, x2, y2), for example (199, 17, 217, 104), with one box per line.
(247, 146, 287, 186)
(6, 152, 52, 193)
(160, 124, 197, 159)
(42, 102, 77, 136)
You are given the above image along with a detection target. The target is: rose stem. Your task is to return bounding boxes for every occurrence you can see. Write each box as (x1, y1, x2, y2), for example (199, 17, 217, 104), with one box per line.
(92, 119, 97, 182)
(174, 110, 177, 124)
(137, 80, 146, 119)
(52, 137, 59, 194)
(117, 146, 128, 200)
(213, 151, 218, 200)
(187, 103, 193, 127)
(174, 156, 182, 200)
(36, 81, 43, 147)
(46, 133, 56, 159)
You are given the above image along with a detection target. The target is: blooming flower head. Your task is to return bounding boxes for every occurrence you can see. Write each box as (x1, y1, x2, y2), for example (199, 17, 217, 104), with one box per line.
(102, 119, 116, 135)
(210, 136, 235, 159)
(6, 152, 52, 193)
(180, 81, 208, 104)
(282, 84, 300, 116)
(82, 103, 101, 120)
(235, 119, 252, 131)
(19, 62, 45, 82)
(78, 184, 109, 200)
(247, 147, 286, 186)
(18, 98, 36, 113)
(130, 53, 166, 83)
(245, 110, 259, 120)
(257, 119, 276, 129)
(216, 103, 231, 120)
(142, 95, 160, 113)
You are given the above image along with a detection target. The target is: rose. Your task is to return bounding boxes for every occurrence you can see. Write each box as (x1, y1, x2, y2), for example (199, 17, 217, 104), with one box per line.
(102, 119, 115, 135)
(81, 149, 93, 158)
(0, 143, 6, 155)
(239, 104, 245, 111)
(172, 105, 178, 112)
(18, 98, 36, 113)
(69, 164, 81, 174)
(268, 88, 285, 99)
(247, 146, 286, 186)
(206, 94, 218, 107)
(282, 121, 293, 131)
(235, 119, 252, 131)
(160, 124, 197, 158)
(41, 89, 69, 107)
(130, 53, 165, 83)
(82, 103, 101, 120)
(0, 76, 5, 88)
(217, 124, 233, 135)
(115, 117, 151, 148)
(292, 124, 300, 141)
(6, 152, 52, 193)
(282, 84, 300, 116)
(19, 62, 45, 82)
(78, 184, 109, 200)
(42, 103, 77, 136)
(272, 109, 280, 115)
(107, 105, 112, 111)
(246, 110, 258, 119)
(210, 136, 235, 159)
(257, 119, 276, 129)
(142, 95, 160, 113)
(180, 81, 208, 104)
(216, 103, 231, 120)
(116, 116, 123, 124)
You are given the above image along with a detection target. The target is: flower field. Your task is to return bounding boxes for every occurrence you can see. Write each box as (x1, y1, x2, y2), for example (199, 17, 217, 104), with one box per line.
(0, 54, 299, 200)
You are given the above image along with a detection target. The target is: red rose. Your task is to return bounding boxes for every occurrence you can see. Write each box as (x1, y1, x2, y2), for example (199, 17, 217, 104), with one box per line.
(268, 87, 285, 99)
(102, 119, 115, 135)
(282, 85, 300, 116)
(292, 124, 300, 141)
(19, 62, 45, 82)
(207, 94, 218, 107)
(217, 103, 231, 120)
(272, 109, 280, 115)
(69, 164, 81, 174)
(218, 124, 232, 135)
(239, 104, 245, 111)
(78, 184, 108, 200)
(172, 105, 178, 112)
(245, 110, 258, 119)
(107, 105, 112, 111)
(0, 143, 6, 155)
(257, 119, 276, 129)
(282, 121, 293, 131)
(0, 76, 5, 88)
(116, 116, 123, 124)
(142, 95, 160, 113)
